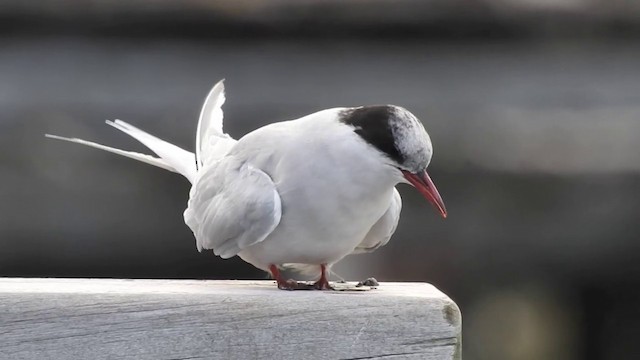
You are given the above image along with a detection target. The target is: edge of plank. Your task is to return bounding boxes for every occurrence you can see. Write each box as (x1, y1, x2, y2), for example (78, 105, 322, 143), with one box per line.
(0, 278, 451, 299)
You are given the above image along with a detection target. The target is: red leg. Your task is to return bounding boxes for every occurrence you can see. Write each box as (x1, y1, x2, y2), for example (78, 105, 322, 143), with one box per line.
(269, 264, 299, 290)
(312, 264, 334, 290)
(270, 264, 333, 290)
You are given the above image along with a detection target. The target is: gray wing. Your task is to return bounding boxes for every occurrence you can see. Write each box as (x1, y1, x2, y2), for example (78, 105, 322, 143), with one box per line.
(351, 188, 402, 255)
(184, 157, 282, 259)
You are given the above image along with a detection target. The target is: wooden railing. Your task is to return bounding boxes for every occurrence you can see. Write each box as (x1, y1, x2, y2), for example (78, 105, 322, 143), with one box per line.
(0, 278, 461, 359)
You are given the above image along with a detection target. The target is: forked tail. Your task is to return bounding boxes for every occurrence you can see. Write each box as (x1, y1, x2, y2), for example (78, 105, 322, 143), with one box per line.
(46, 120, 197, 183)
(46, 79, 236, 184)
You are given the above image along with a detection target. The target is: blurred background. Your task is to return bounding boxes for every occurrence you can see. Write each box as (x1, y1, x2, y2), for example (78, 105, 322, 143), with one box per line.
(1, 0, 639, 359)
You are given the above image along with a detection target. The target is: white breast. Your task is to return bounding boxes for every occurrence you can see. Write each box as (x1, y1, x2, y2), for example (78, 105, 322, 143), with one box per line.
(234, 109, 401, 270)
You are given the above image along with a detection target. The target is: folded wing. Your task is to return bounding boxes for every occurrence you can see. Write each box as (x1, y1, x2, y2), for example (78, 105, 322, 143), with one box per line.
(351, 188, 402, 255)
(184, 157, 282, 258)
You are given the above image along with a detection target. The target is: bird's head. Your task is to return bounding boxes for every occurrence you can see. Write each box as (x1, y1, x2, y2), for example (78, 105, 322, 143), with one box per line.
(340, 105, 447, 218)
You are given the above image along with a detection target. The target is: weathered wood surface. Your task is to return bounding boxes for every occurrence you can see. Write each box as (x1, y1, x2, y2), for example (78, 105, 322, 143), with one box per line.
(0, 278, 461, 360)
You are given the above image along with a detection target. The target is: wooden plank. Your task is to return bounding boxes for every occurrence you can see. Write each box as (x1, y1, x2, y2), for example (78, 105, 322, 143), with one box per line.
(0, 278, 461, 360)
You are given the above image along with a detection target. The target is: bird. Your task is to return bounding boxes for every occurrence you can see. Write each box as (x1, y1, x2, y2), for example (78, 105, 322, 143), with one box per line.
(46, 80, 447, 290)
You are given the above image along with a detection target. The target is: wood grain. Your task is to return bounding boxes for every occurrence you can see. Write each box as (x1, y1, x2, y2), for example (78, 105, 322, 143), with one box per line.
(0, 278, 461, 360)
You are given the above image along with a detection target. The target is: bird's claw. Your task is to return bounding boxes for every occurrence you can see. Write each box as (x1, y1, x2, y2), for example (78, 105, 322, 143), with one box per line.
(275, 279, 335, 291)
(277, 279, 316, 290)
(312, 280, 335, 290)
(277, 279, 301, 290)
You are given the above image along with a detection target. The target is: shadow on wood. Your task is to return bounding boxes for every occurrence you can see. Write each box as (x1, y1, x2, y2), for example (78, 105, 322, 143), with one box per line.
(0, 278, 461, 359)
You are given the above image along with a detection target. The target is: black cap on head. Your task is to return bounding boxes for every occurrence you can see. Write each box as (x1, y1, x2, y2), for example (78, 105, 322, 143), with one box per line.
(339, 106, 404, 164)
(339, 105, 432, 172)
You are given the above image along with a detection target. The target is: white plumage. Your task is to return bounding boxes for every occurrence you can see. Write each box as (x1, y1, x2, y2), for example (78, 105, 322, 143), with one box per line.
(47, 80, 446, 290)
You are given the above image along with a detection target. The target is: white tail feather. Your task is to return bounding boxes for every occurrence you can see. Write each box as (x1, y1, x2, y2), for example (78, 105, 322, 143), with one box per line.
(195, 79, 236, 169)
(105, 120, 196, 182)
(47, 79, 237, 184)
(44, 134, 178, 173)
(46, 119, 197, 183)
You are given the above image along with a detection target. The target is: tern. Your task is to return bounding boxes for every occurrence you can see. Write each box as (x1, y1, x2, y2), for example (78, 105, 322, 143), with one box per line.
(46, 80, 447, 290)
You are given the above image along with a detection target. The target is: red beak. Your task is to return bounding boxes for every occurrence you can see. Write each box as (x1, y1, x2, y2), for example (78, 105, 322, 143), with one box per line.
(402, 170, 447, 218)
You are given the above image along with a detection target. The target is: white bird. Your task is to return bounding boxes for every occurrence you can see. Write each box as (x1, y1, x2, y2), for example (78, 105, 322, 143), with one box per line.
(46, 80, 447, 290)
